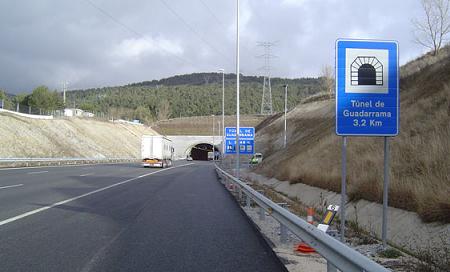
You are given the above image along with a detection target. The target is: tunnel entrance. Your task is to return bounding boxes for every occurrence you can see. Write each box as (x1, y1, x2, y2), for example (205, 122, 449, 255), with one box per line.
(189, 143, 220, 161)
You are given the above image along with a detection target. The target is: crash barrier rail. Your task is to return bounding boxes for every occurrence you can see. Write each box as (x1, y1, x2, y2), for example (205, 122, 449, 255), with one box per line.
(215, 165, 389, 272)
(0, 157, 139, 167)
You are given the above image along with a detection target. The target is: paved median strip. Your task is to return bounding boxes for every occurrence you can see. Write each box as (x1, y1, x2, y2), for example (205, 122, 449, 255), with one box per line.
(0, 163, 194, 227)
(0, 184, 24, 190)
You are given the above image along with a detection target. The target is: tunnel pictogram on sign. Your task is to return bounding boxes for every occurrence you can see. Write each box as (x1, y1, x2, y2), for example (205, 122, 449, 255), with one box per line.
(351, 56, 383, 86)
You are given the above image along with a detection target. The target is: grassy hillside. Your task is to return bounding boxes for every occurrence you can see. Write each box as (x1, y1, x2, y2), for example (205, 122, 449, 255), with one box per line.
(254, 47, 450, 223)
(66, 74, 322, 123)
(152, 115, 266, 136)
(0, 113, 157, 158)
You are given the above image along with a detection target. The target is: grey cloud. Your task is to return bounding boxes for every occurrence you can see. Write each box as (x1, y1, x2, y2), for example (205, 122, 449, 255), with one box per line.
(0, 0, 426, 93)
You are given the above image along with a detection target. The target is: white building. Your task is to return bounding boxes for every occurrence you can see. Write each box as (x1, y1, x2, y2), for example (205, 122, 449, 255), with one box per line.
(82, 111, 95, 118)
(64, 108, 93, 117)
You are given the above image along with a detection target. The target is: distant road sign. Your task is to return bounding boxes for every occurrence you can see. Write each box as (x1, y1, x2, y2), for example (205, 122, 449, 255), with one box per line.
(336, 39, 399, 136)
(225, 127, 255, 155)
(225, 127, 254, 139)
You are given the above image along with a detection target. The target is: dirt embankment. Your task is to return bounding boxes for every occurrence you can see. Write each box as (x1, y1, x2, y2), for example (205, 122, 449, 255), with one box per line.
(152, 115, 266, 135)
(0, 114, 157, 159)
(254, 47, 450, 224)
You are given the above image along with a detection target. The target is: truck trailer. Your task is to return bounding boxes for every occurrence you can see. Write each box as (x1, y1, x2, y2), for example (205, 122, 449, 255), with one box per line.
(141, 135, 174, 168)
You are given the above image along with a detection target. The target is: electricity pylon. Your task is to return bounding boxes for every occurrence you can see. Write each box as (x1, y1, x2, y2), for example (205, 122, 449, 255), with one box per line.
(257, 41, 277, 115)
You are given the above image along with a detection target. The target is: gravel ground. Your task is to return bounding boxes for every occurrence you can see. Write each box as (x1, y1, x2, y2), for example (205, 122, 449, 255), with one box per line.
(241, 205, 328, 272)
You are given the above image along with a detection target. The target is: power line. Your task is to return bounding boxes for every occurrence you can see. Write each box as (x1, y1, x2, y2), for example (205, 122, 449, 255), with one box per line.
(194, 1, 265, 76)
(198, 0, 226, 28)
(159, 0, 233, 66)
(83, 0, 195, 67)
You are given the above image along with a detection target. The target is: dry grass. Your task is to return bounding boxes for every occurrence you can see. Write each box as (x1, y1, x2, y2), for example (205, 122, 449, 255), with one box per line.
(0, 115, 157, 158)
(151, 115, 266, 135)
(407, 237, 450, 272)
(255, 48, 450, 223)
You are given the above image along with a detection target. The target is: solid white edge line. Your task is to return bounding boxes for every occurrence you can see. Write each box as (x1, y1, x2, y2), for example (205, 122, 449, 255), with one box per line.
(0, 184, 24, 190)
(79, 173, 95, 177)
(0, 163, 194, 227)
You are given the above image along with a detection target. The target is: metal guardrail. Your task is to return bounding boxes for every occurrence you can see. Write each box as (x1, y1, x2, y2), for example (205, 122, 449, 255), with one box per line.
(0, 157, 139, 167)
(215, 165, 389, 272)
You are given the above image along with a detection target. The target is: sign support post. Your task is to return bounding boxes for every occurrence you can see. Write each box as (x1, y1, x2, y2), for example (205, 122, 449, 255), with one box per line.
(382, 136, 390, 248)
(235, 0, 240, 180)
(340, 136, 347, 242)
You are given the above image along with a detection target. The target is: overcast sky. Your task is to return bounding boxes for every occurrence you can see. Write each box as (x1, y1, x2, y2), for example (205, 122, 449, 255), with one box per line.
(0, 0, 426, 93)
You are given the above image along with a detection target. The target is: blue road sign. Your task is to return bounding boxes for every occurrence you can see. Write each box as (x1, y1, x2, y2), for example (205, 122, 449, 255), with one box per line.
(225, 127, 255, 154)
(336, 39, 399, 136)
(225, 127, 255, 139)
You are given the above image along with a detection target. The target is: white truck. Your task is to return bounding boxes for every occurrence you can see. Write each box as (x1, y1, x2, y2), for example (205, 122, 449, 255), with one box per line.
(141, 135, 174, 168)
(207, 151, 214, 161)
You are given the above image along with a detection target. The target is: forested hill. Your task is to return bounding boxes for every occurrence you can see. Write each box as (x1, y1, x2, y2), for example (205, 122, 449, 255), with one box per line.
(66, 73, 323, 124)
(128, 73, 319, 87)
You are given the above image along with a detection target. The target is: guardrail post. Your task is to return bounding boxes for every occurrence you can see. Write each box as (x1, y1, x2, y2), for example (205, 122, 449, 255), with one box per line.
(327, 262, 338, 272)
(279, 203, 289, 244)
(259, 206, 265, 221)
(246, 194, 251, 208)
(257, 190, 265, 220)
(280, 223, 288, 244)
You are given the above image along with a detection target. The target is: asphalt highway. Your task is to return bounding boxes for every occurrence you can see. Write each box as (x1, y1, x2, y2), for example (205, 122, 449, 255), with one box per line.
(0, 161, 286, 271)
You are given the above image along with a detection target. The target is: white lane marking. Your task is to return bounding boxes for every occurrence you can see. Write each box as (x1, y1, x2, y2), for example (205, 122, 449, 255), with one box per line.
(0, 163, 194, 227)
(0, 184, 24, 190)
(27, 171, 49, 175)
(79, 173, 95, 177)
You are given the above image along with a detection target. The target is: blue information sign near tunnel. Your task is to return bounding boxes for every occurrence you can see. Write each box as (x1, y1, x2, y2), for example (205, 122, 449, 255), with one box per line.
(336, 39, 399, 136)
(225, 127, 255, 155)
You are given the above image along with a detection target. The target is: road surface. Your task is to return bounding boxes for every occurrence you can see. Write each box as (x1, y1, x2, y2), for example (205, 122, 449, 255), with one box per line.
(0, 161, 286, 272)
